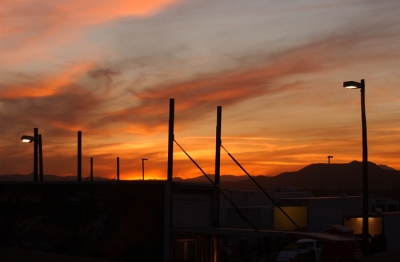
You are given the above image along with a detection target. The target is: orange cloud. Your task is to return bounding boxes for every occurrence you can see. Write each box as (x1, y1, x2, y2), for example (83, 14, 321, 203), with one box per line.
(81, 28, 391, 142)
(59, 1, 179, 22)
(0, 62, 93, 99)
(2, 0, 177, 30)
(1, 0, 178, 64)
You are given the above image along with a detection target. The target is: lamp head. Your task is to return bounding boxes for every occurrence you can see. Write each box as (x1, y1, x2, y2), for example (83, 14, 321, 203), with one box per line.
(21, 135, 34, 143)
(328, 156, 333, 159)
(142, 158, 148, 161)
(343, 80, 363, 89)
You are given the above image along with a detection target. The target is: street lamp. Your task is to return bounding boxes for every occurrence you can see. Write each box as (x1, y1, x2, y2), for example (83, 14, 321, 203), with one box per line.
(21, 135, 35, 143)
(142, 158, 148, 180)
(343, 79, 369, 256)
(21, 128, 43, 182)
(327, 156, 333, 197)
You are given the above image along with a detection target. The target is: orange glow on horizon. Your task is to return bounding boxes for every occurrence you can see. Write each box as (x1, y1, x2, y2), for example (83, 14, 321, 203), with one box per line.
(36, 130, 400, 181)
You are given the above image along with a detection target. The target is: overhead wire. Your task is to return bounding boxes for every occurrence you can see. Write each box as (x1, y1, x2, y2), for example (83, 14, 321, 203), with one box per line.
(174, 139, 259, 232)
(221, 144, 300, 230)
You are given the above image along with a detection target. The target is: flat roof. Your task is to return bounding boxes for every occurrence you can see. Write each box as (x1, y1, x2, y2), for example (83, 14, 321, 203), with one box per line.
(286, 231, 361, 242)
(171, 227, 361, 242)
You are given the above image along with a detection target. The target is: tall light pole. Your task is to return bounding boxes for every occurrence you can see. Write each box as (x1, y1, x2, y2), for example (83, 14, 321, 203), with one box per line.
(77, 131, 82, 182)
(34, 128, 38, 182)
(328, 156, 333, 197)
(90, 157, 94, 182)
(38, 134, 43, 182)
(142, 158, 148, 180)
(343, 79, 369, 256)
(117, 157, 120, 181)
(21, 128, 42, 182)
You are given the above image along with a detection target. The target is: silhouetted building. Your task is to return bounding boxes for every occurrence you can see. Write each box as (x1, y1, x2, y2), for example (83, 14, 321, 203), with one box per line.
(0, 181, 220, 261)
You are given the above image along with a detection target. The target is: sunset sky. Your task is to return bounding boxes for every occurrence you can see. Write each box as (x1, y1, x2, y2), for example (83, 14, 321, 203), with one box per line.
(1, 0, 400, 180)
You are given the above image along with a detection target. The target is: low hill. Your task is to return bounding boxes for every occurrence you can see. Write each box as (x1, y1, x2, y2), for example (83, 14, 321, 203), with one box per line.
(178, 161, 400, 191)
(2, 161, 399, 192)
(0, 173, 109, 182)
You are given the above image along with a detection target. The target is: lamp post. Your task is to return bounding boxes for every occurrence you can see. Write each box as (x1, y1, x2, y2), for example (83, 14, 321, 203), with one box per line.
(328, 156, 333, 196)
(38, 134, 43, 182)
(77, 131, 82, 182)
(343, 79, 369, 256)
(142, 158, 148, 180)
(21, 128, 43, 182)
(117, 157, 120, 181)
(90, 157, 94, 182)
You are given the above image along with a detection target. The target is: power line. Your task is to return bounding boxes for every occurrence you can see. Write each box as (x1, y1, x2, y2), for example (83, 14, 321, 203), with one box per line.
(221, 144, 300, 230)
(174, 139, 259, 231)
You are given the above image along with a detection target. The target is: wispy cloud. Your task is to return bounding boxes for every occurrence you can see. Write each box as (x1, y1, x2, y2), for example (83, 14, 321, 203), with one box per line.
(0, 0, 178, 64)
(0, 62, 94, 99)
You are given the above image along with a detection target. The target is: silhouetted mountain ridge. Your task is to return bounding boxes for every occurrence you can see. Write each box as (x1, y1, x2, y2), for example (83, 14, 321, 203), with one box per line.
(1, 162, 398, 190)
(176, 161, 400, 190)
(0, 173, 109, 182)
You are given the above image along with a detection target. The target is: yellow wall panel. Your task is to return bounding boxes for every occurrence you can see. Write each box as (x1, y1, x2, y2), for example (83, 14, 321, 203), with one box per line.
(274, 206, 307, 231)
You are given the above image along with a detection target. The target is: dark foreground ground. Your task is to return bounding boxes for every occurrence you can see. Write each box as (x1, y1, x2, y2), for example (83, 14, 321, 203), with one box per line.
(358, 250, 400, 262)
(0, 245, 118, 262)
(2, 245, 400, 262)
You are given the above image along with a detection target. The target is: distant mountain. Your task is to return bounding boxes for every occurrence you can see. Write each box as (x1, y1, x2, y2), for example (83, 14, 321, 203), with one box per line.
(176, 161, 400, 191)
(0, 173, 109, 182)
(175, 174, 249, 183)
(378, 164, 396, 170)
(2, 162, 399, 190)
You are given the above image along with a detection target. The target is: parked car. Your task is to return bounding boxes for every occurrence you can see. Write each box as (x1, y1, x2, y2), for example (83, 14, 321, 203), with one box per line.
(296, 239, 322, 262)
(275, 249, 298, 262)
(275, 239, 322, 262)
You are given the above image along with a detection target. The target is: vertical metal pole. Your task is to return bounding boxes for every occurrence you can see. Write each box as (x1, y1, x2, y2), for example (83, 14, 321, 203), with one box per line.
(39, 134, 43, 182)
(360, 79, 369, 256)
(328, 156, 333, 196)
(215, 106, 222, 227)
(142, 159, 145, 180)
(142, 158, 148, 180)
(90, 157, 93, 182)
(166, 98, 174, 261)
(214, 106, 222, 262)
(33, 128, 38, 182)
(167, 98, 174, 182)
(77, 131, 82, 182)
(117, 157, 120, 181)
(215, 106, 222, 187)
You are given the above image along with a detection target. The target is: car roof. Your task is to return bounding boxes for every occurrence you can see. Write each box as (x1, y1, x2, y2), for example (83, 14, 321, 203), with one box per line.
(296, 239, 315, 243)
